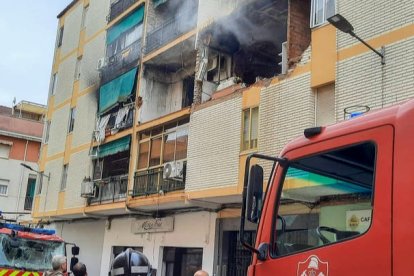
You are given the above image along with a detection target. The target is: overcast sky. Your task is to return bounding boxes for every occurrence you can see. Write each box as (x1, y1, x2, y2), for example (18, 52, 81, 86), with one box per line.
(0, 1, 70, 107)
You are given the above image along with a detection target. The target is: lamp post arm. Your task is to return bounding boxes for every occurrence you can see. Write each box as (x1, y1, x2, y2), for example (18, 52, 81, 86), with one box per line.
(350, 31, 385, 64)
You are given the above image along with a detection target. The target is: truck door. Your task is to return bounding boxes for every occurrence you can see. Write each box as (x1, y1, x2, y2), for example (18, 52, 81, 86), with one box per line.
(255, 125, 393, 275)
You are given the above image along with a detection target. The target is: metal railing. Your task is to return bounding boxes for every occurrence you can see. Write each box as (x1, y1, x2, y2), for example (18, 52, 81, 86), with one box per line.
(89, 175, 128, 205)
(101, 39, 142, 84)
(109, 0, 138, 22)
(132, 167, 185, 196)
(24, 196, 34, 211)
(145, 14, 197, 54)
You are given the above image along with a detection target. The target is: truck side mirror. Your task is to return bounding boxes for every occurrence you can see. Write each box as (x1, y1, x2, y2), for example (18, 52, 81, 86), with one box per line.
(246, 164, 264, 223)
(72, 245, 80, 255)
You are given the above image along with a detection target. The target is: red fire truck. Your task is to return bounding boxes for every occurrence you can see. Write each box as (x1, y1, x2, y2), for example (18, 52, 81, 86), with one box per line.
(0, 221, 79, 275)
(241, 99, 414, 275)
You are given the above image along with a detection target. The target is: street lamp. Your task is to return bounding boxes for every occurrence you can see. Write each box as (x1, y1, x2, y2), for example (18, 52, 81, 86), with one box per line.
(20, 163, 50, 179)
(328, 14, 385, 65)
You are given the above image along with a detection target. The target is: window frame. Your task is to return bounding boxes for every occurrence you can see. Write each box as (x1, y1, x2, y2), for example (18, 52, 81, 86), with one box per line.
(310, 0, 335, 28)
(44, 121, 51, 144)
(136, 120, 189, 172)
(0, 143, 11, 159)
(50, 73, 58, 95)
(270, 141, 377, 258)
(57, 26, 64, 48)
(74, 57, 82, 80)
(68, 107, 76, 133)
(60, 165, 68, 191)
(0, 179, 9, 196)
(241, 106, 259, 151)
(81, 5, 89, 29)
(37, 173, 44, 195)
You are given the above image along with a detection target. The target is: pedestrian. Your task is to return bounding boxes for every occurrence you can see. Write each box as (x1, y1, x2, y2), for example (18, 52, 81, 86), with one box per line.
(44, 255, 67, 276)
(194, 270, 209, 276)
(72, 262, 87, 276)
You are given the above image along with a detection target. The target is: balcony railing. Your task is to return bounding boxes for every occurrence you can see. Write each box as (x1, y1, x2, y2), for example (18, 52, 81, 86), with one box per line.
(145, 14, 197, 54)
(101, 39, 142, 84)
(24, 196, 34, 211)
(89, 175, 128, 205)
(132, 167, 185, 196)
(109, 0, 138, 22)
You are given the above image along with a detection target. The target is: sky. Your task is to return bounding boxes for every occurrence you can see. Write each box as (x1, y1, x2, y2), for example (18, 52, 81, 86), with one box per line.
(0, 1, 70, 107)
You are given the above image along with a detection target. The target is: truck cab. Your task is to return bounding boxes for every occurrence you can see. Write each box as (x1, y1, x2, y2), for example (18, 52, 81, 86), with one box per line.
(241, 99, 414, 275)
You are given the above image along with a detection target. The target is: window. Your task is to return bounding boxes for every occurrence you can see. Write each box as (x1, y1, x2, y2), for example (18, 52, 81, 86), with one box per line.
(81, 5, 89, 29)
(37, 174, 44, 195)
(316, 83, 335, 126)
(0, 143, 11, 159)
(162, 247, 203, 276)
(24, 175, 36, 210)
(272, 142, 375, 257)
(310, 0, 335, 27)
(57, 26, 64, 47)
(50, 73, 58, 95)
(60, 165, 68, 191)
(241, 107, 259, 151)
(0, 179, 9, 196)
(74, 57, 82, 80)
(68, 108, 76, 133)
(137, 120, 189, 171)
(44, 121, 51, 144)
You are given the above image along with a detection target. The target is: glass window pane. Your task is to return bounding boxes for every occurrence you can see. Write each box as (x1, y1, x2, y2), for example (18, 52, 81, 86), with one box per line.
(242, 110, 250, 150)
(175, 127, 188, 160)
(326, 0, 335, 19)
(149, 137, 162, 167)
(273, 142, 375, 256)
(250, 107, 259, 148)
(163, 132, 176, 163)
(138, 141, 149, 169)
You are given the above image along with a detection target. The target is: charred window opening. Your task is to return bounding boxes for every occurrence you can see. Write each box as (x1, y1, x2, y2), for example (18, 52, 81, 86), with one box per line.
(93, 150, 130, 180)
(200, 0, 311, 86)
(140, 61, 195, 122)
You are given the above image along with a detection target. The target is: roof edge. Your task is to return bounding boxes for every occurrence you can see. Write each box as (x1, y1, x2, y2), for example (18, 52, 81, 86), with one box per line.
(57, 0, 79, 18)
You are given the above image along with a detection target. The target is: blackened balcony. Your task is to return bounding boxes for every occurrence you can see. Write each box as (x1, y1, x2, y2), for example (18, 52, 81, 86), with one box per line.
(145, 14, 197, 54)
(132, 166, 186, 196)
(89, 175, 128, 205)
(109, 0, 138, 22)
(24, 196, 34, 211)
(101, 39, 142, 85)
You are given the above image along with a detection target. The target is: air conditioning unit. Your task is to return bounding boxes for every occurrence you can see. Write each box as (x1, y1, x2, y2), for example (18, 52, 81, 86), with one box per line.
(81, 178, 96, 198)
(97, 57, 108, 71)
(163, 161, 184, 180)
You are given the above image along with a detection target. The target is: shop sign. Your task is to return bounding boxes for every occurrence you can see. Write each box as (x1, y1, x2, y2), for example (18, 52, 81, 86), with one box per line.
(346, 209, 372, 233)
(131, 217, 174, 234)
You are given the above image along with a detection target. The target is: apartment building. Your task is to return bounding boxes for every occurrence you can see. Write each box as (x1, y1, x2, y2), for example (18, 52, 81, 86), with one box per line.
(0, 101, 45, 221)
(36, 0, 414, 275)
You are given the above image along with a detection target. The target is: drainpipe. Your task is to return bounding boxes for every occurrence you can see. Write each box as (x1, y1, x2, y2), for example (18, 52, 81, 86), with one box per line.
(16, 140, 29, 220)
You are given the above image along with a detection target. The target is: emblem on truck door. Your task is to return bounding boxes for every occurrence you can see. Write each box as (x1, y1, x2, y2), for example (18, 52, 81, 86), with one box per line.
(297, 255, 329, 276)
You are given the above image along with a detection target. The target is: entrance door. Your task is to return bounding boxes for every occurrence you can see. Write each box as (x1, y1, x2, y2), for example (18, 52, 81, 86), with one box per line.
(24, 175, 36, 210)
(255, 126, 393, 275)
(162, 247, 203, 276)
(225, 231, 254, 276)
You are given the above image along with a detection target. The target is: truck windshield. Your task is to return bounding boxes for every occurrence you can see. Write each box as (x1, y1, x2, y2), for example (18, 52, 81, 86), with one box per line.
(273, 142, 376, 257)
(0, 233, 65, 271)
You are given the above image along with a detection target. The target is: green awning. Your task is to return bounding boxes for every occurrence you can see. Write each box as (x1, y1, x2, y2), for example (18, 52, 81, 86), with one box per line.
(99, 68, 137, 114)
(153, 0, 168, 8)
(95, 135, 131, 159)
(107, 6, 145, 45)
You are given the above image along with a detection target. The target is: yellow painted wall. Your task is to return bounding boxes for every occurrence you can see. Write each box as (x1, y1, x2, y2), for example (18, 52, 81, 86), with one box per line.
(311, 24, 336, 88)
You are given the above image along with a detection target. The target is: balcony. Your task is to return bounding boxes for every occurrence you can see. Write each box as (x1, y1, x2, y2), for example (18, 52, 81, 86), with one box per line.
(145, 14, 197, 54)
(132, 167, 186, 196)
(89, 175, 128, 205)
(109, 0, 138, 22)
(24, 196, 34, 211)
(101, 39, 142, 85)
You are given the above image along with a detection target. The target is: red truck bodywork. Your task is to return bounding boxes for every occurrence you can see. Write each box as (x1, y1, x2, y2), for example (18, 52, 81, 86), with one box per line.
(248, 99, 414, 275)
